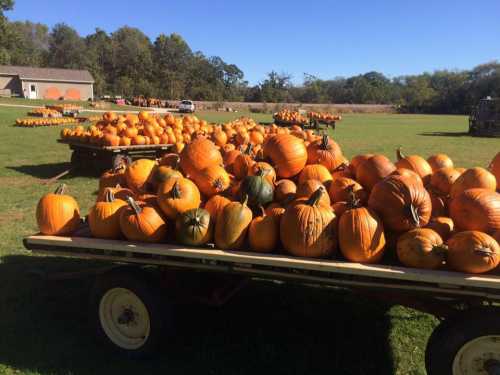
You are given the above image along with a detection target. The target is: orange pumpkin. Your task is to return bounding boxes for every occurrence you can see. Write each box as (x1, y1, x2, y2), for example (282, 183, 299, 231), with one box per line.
(449, 188, 500, 234)
(280, 187, 337, 258)
(194, 165, 230, 197)
(426, 216, 454, 241)
(328, 177, 367, 204)
(450, 167, 497, 199)
(395, 148, 433, 184)
(489, 152, 500, 189)
(248, 207, 279, 253)
(396, 228, 446, 269)
(180, 138, 223, 178)
(296, 179, 331, 206)
(274, 179, 297, 204)
(355, 155, 396, 192)
(248, 162, 276, 185)
(233, 144, 255, 179)
(88, 190, 127, 239)
(119, 197, 167, 243)
(263, 134, 307, 178)
(204, 195, 231, 223)
(125, 159, 157, 193)
(99, 164, 127, 192)
(447, 231, 500, 273)
(427, 154, 454, 172)
(36, 184, 80, 235)
(96, 185, 135, 202)
(214, 198, 253, 250)
(298, 164, 333, 185)
(306, 134, 344, 172)
(429, 167, 460, 196)
(157, 177, 201, 220)
(349, 154, 374, 176)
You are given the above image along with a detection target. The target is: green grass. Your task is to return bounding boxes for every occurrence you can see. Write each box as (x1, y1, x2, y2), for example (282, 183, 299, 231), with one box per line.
(0, 105, 497, 374)
(0, 97, 147, 111)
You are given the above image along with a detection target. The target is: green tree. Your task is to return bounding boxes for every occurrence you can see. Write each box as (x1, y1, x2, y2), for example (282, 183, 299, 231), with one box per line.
(47, 23, 87, 69)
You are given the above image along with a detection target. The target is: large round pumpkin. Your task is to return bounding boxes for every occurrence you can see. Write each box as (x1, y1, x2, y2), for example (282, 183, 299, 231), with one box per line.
(239, 173, 274, 208)
(204, 194, 231, 223)
(179, 138, 223, 178)
(368, 175, 432, 232)
(280, 187, 337, 258)
(349, 154, 374, 176)
(248, 208, 279, 253)
(125, 159, 157, 193)
(395, 148, 433, 184)
(450, 167, 497, 199)
(489, 152, 500, 188)
(233, 144, 255, 179)
(263, 134, 307, 178)
(274, 179, 297, 204)
(157, 177, 201, 220)
(119, 197, 167, 242)
(175, 208, 212, 246)
(447, 231, 500, 274)
(306, 135, 344, 172)
(355, 155, 396, 191)
(449, 188, 500, 233)
(339, 206, 386, 263)
(215, 198, 253, 250)
(36, 184, 80, 235)
(396, 228, 446, 269)
(88, 190, 127, 239)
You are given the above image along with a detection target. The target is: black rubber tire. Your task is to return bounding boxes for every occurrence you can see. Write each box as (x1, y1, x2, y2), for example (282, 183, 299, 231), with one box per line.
(425, 309, 500, 375)
(89, 268, 172, 359)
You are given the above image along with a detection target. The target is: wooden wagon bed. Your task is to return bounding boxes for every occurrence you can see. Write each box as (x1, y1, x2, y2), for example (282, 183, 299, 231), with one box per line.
(24, 235, 500, 301)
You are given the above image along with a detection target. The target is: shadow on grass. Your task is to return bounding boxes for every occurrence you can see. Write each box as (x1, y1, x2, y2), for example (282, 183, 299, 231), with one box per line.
(0, 255, 395, 375)
(418, 131, 471, 137)
(6, 163, 100, 180)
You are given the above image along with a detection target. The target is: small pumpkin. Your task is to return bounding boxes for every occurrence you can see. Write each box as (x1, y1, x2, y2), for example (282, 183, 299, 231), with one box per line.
(349, 154, 374, 176)
(88, 190, 127, 239)
(157, 177, 201, 220)
(248, 162, 276, 185)
(489, 152, 500, 189)
(180, 137, 223, 178)
(215, 197, 253, 250)
(296, 179, 331, 206)
(390, 168, 424, 187)
(429, 167, 460, 196)
(99, 164, 126, 192)
(429, 190, 447, 217)
(328, 177, 367, 204)
(447, 231, 500, 274)
(239, 172, 274, 208)
(194, 165, 230, 197)
(368, 175, 432, 232)
(298, 164, 333, 185)
(427, 154, 454, 172)
(125, 159, 157, 193)
(395, 147, 433, 184)
(233, 144, 255, 179)
(339, 201, 386, 263)
(119, 197, 167, 242)
(449, 188, 500, 234)
(204, 195, 231, 223)
(450, 167, 497, 199)
(223, 149, 241, 174)
(426, 216, 454, 241)
(175, 208, 212, 246)
(274, 179, 297, 204)
(36, 184, 80, 235)
(280, 187, 337, 258)
(248, 207, 279, 253)
(396, 228, 446, 269)
(265, 202, 286, 220)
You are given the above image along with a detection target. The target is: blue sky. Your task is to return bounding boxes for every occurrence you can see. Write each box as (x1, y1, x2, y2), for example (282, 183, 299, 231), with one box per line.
(6, 0, 500, 84)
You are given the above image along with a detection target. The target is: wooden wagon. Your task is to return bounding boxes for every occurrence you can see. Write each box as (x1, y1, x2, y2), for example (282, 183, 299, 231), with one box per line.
(57, 140, 172, 173)
(23, 235, 500, 375)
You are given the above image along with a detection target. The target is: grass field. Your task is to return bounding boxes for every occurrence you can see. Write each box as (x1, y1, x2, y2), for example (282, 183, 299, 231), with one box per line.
(0, 97, 146, 111)
(0, 104, 498, 375)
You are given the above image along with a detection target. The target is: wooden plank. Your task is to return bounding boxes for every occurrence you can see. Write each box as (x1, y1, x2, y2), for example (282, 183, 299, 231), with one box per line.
(57, 140, 172, 151)
(24, 235, 500, 290)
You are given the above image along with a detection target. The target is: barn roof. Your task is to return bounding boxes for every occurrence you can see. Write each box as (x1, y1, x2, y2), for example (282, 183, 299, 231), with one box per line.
(0, 65, 94, 83)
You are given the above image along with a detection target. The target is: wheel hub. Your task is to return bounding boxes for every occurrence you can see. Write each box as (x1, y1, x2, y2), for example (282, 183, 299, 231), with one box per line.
(453, 336, 500, 375)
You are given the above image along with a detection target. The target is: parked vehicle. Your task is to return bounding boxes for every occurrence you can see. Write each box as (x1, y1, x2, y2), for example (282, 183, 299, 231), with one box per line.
(469, 97, 500, 137)
(178, 100, 195, 113)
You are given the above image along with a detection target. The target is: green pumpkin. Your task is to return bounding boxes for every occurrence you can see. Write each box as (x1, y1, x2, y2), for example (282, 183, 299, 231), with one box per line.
(175, 208, 212, 246)
(240, 173, 274, 208)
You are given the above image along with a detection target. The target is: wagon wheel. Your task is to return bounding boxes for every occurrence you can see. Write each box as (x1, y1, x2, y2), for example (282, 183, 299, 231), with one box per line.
(89, 268, 173, 358)
(425, 309, 500, 375)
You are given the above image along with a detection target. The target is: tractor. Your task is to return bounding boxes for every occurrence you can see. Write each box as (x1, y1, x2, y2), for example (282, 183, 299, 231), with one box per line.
(469, 97, 500, 137)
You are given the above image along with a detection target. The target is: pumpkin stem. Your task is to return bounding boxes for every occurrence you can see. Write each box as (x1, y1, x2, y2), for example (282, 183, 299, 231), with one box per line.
(213, 178, 225, 192)
(241, 194, 249, 207)
(346, 185, 361, 209)
(172, 181, 181, 199)
(405, 203, 420, 227)
(432, 244, 448, 258)
(54, 184, 67, 195)
(307, 186, 325, 206)
(320, 134, 329, 150)
(126, 196, 142, 215)
(333, 163, 348, 173)
(473, 247, 495, 257)
(104, 189, 115, 203)
(188, 210, 202, 226)
(258, 205, 266, 217)
(396, 147, 405, 161)
(161, 153, 181, 169)
(244, 143, 253, 155)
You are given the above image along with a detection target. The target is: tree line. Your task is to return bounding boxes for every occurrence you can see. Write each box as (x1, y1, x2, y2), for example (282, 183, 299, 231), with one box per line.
(0, 1, 499, 113)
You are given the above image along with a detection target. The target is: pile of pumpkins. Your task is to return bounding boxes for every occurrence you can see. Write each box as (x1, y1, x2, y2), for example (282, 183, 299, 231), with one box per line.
(15, 116, 80, 127)
(273, 109, 309, 125)
(308, 111, 342, 123)
(28, 108, 62, 118)
(36, 115, 500, 275)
